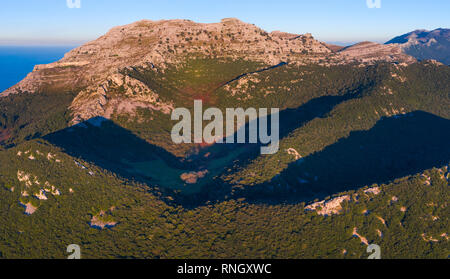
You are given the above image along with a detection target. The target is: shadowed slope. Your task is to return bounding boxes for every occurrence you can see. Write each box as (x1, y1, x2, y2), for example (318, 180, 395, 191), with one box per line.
(43, 117, 188, 189)
(241, 111, 450, 203)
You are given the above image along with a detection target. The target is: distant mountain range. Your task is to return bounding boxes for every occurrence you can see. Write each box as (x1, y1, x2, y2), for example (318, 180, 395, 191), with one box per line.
(385, 28, 450, 65)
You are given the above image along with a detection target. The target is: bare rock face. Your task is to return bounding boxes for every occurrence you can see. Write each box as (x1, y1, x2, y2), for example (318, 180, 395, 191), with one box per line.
(386, 28, 450, 65)
(69, 72, 174, 125)
(1, 19, 416, 125)
(89, 210, 118, 230)
(4, 18, 331, 93)
(20, 202, 37, 215)
(180, 170, 209, 184)
(339, 41, 416, 64)
(305, 195, 351, 216)
(2, 61, 90, 97)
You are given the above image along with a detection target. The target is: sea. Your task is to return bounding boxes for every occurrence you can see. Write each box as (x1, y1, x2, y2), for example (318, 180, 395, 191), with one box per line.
(0, 46, 77, 93)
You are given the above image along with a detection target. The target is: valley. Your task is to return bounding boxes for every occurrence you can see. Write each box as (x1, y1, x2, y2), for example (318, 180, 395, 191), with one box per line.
(0, 18, 448, 259)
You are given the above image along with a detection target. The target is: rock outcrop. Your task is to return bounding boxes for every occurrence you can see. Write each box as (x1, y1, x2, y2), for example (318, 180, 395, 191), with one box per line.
(386, 28, 450, 65)
(339, 41, 415, 64)
(305, 195, 350, 216)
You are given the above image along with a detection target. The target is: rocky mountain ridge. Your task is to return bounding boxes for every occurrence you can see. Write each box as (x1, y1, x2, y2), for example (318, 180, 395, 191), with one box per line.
(385, 28, 450, 65)
(2, 18, 330, 96)
(1, 18, 416, 125)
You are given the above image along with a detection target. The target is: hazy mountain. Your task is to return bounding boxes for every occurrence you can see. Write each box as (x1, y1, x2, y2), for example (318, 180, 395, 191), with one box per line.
(385, 28, 450, 65)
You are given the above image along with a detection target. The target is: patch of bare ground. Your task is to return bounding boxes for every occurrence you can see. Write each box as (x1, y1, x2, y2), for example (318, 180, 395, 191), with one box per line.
(90, 209, 118, 230)
(181, 170, 209, 184)
(0, 128, 11, 143)
(352, 227, 369, 246)
(20, 202, 37, 215)
(305, 195, 350, 216)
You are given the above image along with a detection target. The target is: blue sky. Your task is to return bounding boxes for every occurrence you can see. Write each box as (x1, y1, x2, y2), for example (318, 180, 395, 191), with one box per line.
(1, 0, 449, 46)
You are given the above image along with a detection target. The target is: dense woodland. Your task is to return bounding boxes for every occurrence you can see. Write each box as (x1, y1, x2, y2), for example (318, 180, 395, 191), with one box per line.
(0, 60, 448, 258)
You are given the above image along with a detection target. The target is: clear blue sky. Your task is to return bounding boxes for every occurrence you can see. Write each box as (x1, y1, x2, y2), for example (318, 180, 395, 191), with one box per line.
(1, 0, 449, 46)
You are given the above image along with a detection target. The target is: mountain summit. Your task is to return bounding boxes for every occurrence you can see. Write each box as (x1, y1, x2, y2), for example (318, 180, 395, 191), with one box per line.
(0, 19, 417, 128)
(1, 18, 329, 96)
(385, 28, 450, 64)
(2, 19, 414, 97)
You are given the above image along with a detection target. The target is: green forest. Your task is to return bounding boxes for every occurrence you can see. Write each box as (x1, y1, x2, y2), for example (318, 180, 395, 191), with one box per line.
(0, 59, 448, 259)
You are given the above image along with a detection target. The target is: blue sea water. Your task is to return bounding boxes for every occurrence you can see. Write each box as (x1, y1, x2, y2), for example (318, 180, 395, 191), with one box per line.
(0, 46, 76, 93)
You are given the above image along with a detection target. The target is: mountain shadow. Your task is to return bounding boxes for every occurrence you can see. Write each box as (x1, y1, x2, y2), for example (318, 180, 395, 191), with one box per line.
(42, 86, 364, 207)
(240, 111, 450, 204)
(43, 117, 191, 192)
(190, 90, 363, 170)
(173, 90, 369, 206)
(42, 111, 450, 207)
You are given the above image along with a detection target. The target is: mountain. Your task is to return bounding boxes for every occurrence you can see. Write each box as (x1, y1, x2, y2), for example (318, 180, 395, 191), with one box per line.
(338, 41, 415, 64)
(385, 28, 450, 65)
(0, 19, 448, 259)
